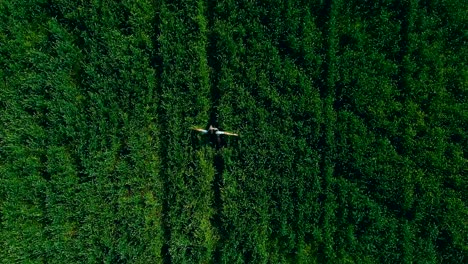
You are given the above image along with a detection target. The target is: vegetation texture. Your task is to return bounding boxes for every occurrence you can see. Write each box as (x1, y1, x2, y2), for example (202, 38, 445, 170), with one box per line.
(1, 0, 467, 263)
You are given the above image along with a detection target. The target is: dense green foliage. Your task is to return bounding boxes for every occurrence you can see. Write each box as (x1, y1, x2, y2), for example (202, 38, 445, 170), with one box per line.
(1, 0, 466, 263)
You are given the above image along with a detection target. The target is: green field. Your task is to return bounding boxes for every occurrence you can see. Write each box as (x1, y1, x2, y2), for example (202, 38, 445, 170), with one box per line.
(1, 0, 467, 263)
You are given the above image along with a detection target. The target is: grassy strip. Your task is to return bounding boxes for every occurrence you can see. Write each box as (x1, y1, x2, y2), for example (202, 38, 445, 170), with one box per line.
(0, 0, 164, 262)
(157, 1, 215, 262)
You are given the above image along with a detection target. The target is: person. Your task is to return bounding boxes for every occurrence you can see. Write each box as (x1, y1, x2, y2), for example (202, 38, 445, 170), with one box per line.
(193, 125, 238, 135)
(192, 125, 238, 148)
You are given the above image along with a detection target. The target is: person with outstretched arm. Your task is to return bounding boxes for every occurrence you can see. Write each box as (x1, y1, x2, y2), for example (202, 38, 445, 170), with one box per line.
(192, 125, 238, 148)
